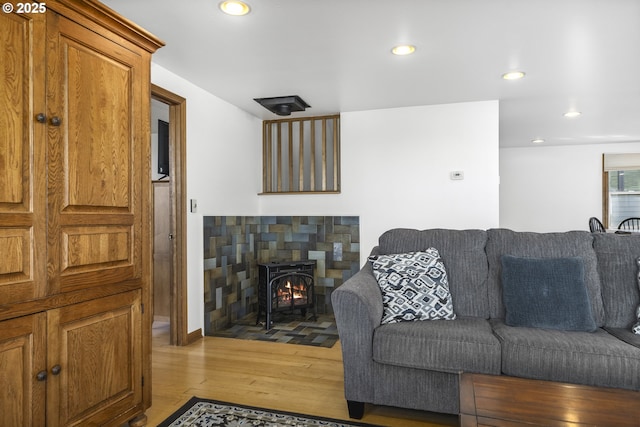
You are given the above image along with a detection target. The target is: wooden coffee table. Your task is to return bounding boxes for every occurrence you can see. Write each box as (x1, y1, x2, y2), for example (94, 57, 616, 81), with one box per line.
(460, 372, 640, 426)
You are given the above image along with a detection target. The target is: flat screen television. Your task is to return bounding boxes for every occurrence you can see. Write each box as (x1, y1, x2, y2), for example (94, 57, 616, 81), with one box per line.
(157, 119, 169, 176)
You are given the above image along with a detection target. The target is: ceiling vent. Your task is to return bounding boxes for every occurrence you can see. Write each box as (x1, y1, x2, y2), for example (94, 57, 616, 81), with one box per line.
(254, 95, 310, 116)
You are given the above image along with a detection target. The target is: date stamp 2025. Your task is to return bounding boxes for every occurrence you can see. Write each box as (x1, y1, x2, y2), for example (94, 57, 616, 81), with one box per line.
(2, 2, 47, 14)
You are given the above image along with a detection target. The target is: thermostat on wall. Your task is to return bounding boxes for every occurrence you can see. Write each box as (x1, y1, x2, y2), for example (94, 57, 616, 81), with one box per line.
(450, 171, 464, 180)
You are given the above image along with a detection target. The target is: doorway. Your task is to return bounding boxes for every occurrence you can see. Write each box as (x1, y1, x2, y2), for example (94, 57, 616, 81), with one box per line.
(151, 84, 188, 345)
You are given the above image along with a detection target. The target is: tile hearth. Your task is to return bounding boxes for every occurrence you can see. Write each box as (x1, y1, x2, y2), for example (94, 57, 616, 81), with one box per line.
(210, 313, 339, 348)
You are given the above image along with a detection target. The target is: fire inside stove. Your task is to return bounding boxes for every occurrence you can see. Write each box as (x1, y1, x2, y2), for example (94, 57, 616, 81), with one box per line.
(275, 275, 312, 307)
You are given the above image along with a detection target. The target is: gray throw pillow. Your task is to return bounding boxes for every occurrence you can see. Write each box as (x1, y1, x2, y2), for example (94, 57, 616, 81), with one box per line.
(369, 248, 456, 324)
(501, 255, 597, 332)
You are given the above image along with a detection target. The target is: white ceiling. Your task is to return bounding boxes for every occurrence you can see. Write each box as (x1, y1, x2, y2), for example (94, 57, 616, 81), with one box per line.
(102, 0, 640, 148)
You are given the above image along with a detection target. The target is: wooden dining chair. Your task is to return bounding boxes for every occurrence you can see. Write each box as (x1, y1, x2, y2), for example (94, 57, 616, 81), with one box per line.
(618, 217, 640, 231)
(588, 217, 605, 233)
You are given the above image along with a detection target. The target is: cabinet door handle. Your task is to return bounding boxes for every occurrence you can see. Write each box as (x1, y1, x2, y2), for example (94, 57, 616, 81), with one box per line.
(50, 116, 62, 126)
(36, 370, 47, 381)
(51, 364, 62, 375)
(36, 113, 47, 123)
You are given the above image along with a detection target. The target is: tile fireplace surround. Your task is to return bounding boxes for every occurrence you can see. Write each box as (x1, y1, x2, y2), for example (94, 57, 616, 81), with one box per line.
(203, 216, 360, 334)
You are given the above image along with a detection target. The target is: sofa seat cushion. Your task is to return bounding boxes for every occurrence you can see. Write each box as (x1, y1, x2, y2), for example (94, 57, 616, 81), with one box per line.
(372, 317, 501, 374)
(492, 319, 640, 390)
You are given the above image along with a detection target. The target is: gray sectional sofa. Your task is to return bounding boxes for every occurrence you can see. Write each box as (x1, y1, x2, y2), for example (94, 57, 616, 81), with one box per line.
(331, 228, 640, 417)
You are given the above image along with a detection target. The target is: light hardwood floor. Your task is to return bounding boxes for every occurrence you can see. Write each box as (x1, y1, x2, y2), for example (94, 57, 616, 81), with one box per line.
(147, 322, 458, 426)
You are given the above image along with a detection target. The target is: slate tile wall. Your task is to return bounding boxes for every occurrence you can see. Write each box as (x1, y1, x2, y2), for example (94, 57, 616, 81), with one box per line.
(203, 216, 360, 334)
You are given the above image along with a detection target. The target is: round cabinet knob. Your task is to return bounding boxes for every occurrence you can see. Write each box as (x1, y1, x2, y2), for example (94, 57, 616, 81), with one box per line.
(36, 113, 46, 123)
(36, 370, 47, 381)
(51, 364, 61, 375)
(50, 116, 62, 126)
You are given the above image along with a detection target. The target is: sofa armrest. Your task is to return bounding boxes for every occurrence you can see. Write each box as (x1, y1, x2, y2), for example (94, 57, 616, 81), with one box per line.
(331, 260, 383, 403)
(333, 262, 383, 330)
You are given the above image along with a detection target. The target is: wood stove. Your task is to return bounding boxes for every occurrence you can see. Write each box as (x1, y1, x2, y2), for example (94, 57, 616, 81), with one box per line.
(257, 261, 316, 329)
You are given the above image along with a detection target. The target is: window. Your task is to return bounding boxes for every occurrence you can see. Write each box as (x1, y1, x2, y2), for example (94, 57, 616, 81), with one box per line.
(603, 153, 640, 228)
(261, 115, 340, 194)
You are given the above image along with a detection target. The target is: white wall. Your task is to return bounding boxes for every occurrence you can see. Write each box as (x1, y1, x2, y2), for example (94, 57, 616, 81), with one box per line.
(258, 101, 501, 264)
(151, 63, 262, 333)
(499, 142, 640, 232)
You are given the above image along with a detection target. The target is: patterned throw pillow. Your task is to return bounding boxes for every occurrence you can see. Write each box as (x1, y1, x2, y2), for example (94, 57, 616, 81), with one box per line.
(369, 248, 456, 324)
(633, 258, 640, 335)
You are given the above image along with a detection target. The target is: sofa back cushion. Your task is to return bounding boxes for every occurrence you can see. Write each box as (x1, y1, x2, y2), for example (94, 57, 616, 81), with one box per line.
(593, 233, 640, 328)
(378, 228, 489, 318)
(486, 229, 605, 326)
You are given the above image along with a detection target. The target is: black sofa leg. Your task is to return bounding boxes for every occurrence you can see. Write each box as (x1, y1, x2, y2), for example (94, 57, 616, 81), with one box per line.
(347, 400, 365, 419)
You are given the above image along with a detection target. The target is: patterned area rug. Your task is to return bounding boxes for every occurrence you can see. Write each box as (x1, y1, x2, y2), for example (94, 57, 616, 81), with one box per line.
(209, 313, 339, 348)
(158, 397, 380, 427)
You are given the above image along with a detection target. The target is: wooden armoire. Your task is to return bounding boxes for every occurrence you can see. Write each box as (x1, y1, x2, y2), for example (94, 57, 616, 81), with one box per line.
(0, 1, 163, 425)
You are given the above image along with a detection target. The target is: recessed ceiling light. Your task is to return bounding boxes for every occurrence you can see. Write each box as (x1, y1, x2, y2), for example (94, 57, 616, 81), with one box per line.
(563, 111, 582, 118)
(531, 138, 545, 144)
(219, 1, 250, 16)
(391, 45, 416, 56)
(502, 71, 526, 80)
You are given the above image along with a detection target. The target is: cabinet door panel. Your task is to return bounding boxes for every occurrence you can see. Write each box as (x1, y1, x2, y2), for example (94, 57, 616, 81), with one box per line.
(0, 313, 46, 426)
(47, 290, 142, 426)
(0, 11, 46, 303)
(65, 41, 132, 209)
(46, 12, 144, 295)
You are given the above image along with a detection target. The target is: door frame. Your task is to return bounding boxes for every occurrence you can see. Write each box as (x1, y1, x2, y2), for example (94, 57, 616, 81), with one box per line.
(151, 84, 188, 345)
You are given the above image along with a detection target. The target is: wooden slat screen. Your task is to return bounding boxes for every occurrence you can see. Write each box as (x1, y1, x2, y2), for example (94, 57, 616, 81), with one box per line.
(262, 114, 340, 194)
